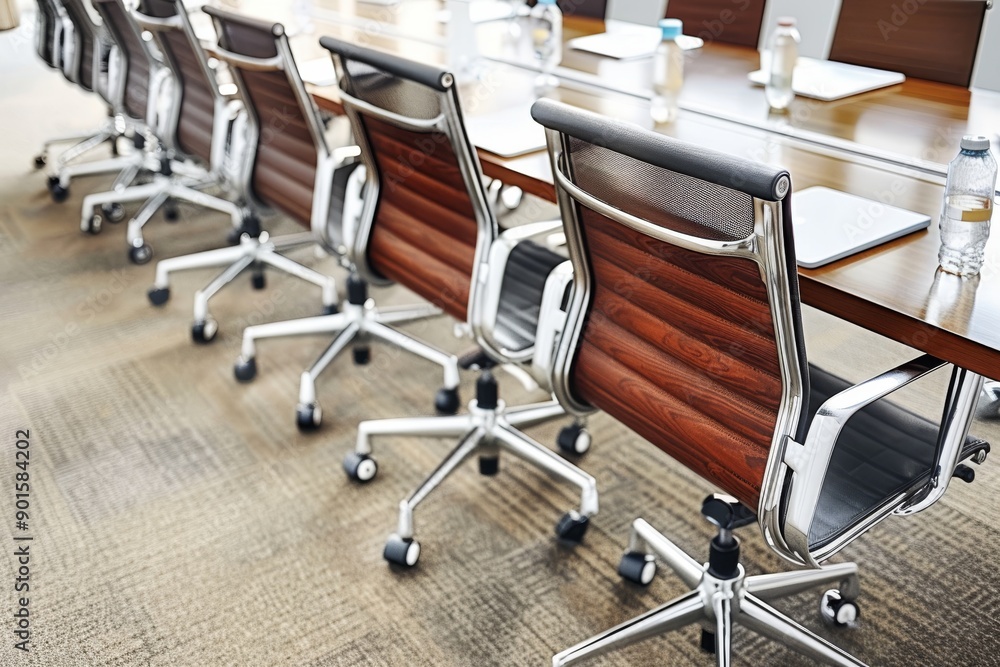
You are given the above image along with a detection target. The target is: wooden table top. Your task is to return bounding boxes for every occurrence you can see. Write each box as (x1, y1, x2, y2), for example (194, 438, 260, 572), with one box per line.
(221, 0, 1000, 377)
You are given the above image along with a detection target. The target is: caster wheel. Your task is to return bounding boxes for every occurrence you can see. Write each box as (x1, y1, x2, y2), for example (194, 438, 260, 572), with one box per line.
(322, 303, 339, 316)
(479, 455, 499, 476)
(434, 387, 460, 415)
(191, 318, 218, 344)
(34, 154, 46, 169)
(48, 178, 68, 203)
(164, 204, 179, 222)
(296, 403, 322, 432)
(129, 244, 152, 265)
(251, 270, 266, 290)
(557, 424, 592, 456)
(384, 534, 420, 568)
(353, 346, 370, 366)
(147, 286, 170, 307)
(618, 551, 657, 586)
(234, 356, 257, 383)
(343, 452, 378, 482)
(555, 510, 590, 544)
(101, 203, 125, 223)
(820, 590, 859, 627)
(84, 214, 102, 235)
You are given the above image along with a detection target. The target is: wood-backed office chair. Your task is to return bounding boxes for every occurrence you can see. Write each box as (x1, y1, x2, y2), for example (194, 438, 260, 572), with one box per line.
(665, 0, 767, 48)
(530, 99, 991, 666)
(145, 8, 375, 349)
(80, 0, 251, 263)
(527, 0, 607, 20)
(320, 39, 596, 568)
(829, 0, 989, 87)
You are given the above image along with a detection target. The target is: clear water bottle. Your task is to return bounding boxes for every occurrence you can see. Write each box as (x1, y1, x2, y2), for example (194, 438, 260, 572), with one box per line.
(938, 136, 997, 277)
(531, 0, 562, 91)
(765, 17, 799, 111)
(651, 19, 684, 124)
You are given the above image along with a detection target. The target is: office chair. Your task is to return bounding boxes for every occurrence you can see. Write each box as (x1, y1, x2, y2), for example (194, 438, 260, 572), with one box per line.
(144, 8, 365, 345)
(830, 0, 989, 87)
(318, 39, 596, 567)
(530, 99, 990, 666)
(526, 0, 608, 19)
(664, 0, 767, 48)
(79, 0, 250, 264)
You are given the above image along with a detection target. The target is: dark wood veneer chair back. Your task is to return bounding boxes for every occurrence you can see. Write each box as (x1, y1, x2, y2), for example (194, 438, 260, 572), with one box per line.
(134, 0, 218, 164)
(35, 0, 60, 68)
(830, 0, 988, 87)
(324, 39, 491, 323)
(91, 0, 154, 121)
(534, 99, 805, 510)
(61, 0, 100, 93)
(204, 8, 323, 226)
(665, 0, 767, 48)
(526, 0, 608, 19)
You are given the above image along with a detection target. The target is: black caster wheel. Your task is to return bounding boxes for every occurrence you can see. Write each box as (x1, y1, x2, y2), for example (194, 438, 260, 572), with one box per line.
(384, 534, 420, 568)
(353, 345, 370, 365)
(34, 154, 46, 169)
(618, 551, 657, 586)
(164, 204, 179, 222)
(129, 244, 152, 265)
(101, 203, 125, 223)
(557, 424, 592, 456)
(49, 179, 69, 203)
(322, 303, 339, 316)
(296, 403, 322, 432)
(820, 590, 859, 627)
(234, 356, 257, 383)
(555, 511, 590, 544)
(434, 387, 460, 416)
(191, 318, 218, 344)
(343, 452, 378, 482)
(251, 270, 266, 290)
(479, 455, 499, 476)
(147, 286, 170, 307)
(84, 214, 102, 235)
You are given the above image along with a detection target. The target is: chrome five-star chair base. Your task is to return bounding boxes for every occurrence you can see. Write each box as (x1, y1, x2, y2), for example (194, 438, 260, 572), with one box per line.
(234, 273, 461, 432)
(554, 496, 866, 667)
(350, 368, 597, 568)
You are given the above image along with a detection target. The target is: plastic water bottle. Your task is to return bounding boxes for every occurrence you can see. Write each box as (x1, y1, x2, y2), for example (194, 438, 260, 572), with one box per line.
(765, 17, 799, 111)
(651, 19, 684, 124)
(531, 0, 562, 91)
(938, 136, 997, 277)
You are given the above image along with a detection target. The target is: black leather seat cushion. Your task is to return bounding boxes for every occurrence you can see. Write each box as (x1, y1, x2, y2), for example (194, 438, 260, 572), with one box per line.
(492, 240, 565, 353)
(806, 364, 988, 550)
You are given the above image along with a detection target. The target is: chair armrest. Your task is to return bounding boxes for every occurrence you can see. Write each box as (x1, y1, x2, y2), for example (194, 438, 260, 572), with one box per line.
(781, 354, 948, 565)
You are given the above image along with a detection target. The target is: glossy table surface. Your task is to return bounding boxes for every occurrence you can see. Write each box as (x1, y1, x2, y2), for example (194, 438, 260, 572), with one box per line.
(211, 0, 1000, 378)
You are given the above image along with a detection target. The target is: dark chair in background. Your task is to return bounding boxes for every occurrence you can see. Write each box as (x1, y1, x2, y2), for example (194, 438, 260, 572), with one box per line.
(829, 0, 989, 87)
(527, 0, 607, 20)
(321, 38, 596, 568)
(530, 99, 989, 666)
(666, 0, 767, 48)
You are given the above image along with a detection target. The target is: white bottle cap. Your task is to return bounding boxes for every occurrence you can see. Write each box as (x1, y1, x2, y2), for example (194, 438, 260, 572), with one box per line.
(777, 16, 797, 27)
(960, 135, 991, 151)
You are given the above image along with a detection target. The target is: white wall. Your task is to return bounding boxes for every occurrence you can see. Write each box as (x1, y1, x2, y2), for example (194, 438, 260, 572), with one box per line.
(971, 5, 1000, 91)
(606, 0, 666, 26)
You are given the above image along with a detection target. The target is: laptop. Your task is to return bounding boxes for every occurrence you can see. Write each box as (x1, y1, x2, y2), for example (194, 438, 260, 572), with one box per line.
(568, 21, 703, 60)
(792, 187, 931, 268)
(749, 56, 905, 102)
(466, 103, 547, 158)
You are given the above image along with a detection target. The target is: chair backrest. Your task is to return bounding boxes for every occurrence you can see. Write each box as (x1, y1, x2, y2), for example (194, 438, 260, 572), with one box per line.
(133, 0, 221, 165)
(204, 7, 328, 227)
(532, 98, 808, 525)
(527, 0, 608, 20)
(829, 0, 988, 87)
(91, 0, 155, 121)
(665, 0, 767, 48)
(321, 37, 495, 331)
(61, 0, 103, 94)
(34, 0, 61, 68)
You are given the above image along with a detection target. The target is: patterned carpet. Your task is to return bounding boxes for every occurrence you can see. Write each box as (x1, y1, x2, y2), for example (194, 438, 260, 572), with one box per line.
(3, 11, 1000, 667)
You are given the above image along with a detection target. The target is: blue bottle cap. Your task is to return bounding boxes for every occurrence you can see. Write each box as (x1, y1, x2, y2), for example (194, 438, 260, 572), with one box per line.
(538, 0, 558, 4)
(659, 18, 683, 40)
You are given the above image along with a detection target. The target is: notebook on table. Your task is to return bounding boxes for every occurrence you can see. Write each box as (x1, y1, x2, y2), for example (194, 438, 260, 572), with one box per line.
(567, 21, 704, 60)
(792, 186, 931, 268)
(466, 103, 547, 158)
(749, 56, 905, 101)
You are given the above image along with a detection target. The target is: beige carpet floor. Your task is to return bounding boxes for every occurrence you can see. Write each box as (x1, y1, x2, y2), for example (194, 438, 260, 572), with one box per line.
(3, 9, 1000, 667)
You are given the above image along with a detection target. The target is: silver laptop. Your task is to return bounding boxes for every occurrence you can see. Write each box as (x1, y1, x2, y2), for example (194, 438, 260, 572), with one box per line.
(792, 186, 931, 268)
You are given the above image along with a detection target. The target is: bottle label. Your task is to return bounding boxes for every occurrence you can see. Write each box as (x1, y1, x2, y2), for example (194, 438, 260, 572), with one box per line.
(945, 196, 993, 222)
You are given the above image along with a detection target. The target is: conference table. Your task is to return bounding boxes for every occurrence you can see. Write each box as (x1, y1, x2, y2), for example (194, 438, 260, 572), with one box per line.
(220, 0, 1000, 380)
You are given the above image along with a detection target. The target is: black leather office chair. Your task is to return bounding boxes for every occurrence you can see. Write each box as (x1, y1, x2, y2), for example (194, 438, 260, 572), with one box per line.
(530, 99, 990, 666)
(319, 39, 596, 568)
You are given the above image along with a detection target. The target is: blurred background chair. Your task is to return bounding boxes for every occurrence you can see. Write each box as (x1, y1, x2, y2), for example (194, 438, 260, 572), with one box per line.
(146, 7, 362, 344)
(530, 99, 990, 666)
(321, 39, 596, 568)
(829, 0, 989, 87)
(665, 0, 767, 47)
